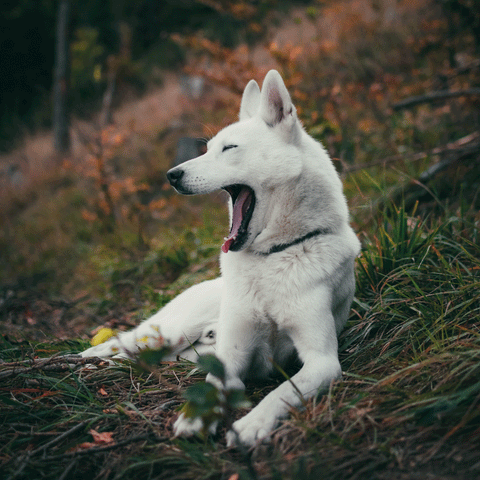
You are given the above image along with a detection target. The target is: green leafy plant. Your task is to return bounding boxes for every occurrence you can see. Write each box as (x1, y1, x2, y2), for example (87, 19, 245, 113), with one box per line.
(181, 354, 251, 436)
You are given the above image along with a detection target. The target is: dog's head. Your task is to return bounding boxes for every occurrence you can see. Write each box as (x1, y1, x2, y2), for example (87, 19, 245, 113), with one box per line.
(166, 70, 326, 253)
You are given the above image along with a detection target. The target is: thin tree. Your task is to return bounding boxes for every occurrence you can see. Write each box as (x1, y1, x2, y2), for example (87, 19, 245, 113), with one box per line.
(53, 0, 71, 154)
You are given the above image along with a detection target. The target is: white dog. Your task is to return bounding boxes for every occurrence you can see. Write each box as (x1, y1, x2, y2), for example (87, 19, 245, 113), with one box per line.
(81, 70, 360, 447)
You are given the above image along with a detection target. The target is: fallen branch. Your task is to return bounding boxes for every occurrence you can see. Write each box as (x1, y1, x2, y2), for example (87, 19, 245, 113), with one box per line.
(393, 88, 480, 110)
(344, 131, 480, 174)
(0, 355, 106, 380)
(419, 143, 480, 183)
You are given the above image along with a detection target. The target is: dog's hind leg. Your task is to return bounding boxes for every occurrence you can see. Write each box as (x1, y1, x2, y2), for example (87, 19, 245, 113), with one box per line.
(81, 277, 222, 360)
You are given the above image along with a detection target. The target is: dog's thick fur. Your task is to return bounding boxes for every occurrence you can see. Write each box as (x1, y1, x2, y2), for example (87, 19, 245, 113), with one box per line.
(81, 70, 361, 447)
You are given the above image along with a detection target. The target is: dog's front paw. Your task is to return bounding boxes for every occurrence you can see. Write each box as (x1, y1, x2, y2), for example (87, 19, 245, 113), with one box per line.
(173, 413, 218, 438)
(226, 412, 274, 447)
(81, 339, 121, 358)
(173, 413, 203, 437)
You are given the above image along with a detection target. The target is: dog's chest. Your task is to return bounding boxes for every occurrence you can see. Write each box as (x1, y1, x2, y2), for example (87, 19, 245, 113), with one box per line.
(221, 248, 319, 328)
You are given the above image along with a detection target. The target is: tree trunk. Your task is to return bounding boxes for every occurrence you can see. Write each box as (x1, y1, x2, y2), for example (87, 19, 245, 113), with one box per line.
(53, 0, 71, 154)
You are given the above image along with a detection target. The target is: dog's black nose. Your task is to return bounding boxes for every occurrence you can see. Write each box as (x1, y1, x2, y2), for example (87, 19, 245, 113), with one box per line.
(167, 168, 184, 187)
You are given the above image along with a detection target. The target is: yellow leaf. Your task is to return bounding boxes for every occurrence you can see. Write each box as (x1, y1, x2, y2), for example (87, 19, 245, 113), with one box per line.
(91, 328, 117, 346)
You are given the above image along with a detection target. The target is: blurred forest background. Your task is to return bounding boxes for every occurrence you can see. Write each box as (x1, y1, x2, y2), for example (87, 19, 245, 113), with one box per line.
(0, 0, 310, 153)
(1, 1, 480, 479)
(1, 0, 478, 331)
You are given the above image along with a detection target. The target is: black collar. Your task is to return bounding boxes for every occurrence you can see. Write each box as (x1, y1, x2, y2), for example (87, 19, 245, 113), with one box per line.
(256, 228, 331, 256)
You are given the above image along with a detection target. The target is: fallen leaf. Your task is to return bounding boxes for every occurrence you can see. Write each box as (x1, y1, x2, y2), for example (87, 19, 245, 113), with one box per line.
(98, 387, 109, 396)
(89, 429, 115, 445)
(74, 442, 97, 450)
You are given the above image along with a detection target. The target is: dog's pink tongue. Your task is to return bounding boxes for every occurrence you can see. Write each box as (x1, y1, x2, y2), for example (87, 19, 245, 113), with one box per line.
(222, 187, 252, 253)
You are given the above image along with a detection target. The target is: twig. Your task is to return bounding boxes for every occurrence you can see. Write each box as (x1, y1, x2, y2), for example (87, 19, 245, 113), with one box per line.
(6, 458, 29, 480)
(57, 459, 76, 480)
(30, 421, 88, 456)
(392, 89, 480, 110)
(41, 434, 167, 460)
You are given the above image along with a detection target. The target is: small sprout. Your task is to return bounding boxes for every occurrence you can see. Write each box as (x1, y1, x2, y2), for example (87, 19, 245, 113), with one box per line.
(197, 354, 226, 383)
(137, 346, 173, 365)
(181, 355, 251, 435)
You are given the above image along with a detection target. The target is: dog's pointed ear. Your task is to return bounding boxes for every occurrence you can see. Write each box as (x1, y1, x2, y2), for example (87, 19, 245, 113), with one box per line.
(259, 70, 297, 130)
(239, 79, 261, 121)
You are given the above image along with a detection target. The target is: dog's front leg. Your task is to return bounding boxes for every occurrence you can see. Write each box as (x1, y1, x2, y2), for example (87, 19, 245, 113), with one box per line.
(174, 307, 259, 438)
(226, 351, 341, 446)
(227, 299, 341, 447)
(211, 308, 262, 390)
(81, 277, 222, 359)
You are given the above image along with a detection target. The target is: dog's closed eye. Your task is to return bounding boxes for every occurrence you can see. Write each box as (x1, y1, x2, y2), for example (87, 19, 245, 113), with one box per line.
(222, 145, 238, 152)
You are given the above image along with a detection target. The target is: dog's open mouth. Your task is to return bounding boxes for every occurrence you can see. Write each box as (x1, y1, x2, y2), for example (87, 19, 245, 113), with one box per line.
(222, 185, 255, 253)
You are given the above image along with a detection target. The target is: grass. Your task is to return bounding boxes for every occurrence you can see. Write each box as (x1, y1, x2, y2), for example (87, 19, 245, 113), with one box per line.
(2, 0, 480, 478)
(1, 205, 479, 480)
